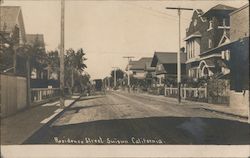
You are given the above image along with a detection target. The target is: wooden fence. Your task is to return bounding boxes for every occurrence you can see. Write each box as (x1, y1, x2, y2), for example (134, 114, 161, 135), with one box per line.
(0, 74, 27, 117)
(164, 86, 208, 102)
(0, 74, 61, 117)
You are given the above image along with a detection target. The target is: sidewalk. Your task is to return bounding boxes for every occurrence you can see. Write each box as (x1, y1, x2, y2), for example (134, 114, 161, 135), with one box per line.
(121, 90, 249, 120)
(1, 95, 81, 145)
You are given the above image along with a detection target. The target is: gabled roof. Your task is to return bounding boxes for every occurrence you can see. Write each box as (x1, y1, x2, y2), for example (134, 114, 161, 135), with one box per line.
(0, 6, 26, 42)
(130, 57, 153, 70)
(209, 4, 236, 11)
(26, 34, 45, 47)
(0, 6, 21, 32)
(151, 52, 187, 67)
(202, 4, 236, 17)
(195, 9, 206, 22)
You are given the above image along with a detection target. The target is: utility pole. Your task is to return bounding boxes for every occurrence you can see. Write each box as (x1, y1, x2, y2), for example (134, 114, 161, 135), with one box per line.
(123, 56, 134, 92)
(166, 7, 193, 103)
(108, 76, 110, 89)
(60, 0, 65, 108)
(112, 67, 119, 88)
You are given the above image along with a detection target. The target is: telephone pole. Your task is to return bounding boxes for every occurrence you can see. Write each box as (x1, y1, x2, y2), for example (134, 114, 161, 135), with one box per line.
(166, 7, 193, 103)
(123, 56, 134, 92)
(60, 0, 65, 108)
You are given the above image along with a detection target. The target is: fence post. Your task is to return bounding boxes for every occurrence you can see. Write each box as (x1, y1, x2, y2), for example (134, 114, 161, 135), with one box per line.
(164, 87, 166, 96)
(180, 85, 183, 98)
(183, 87, 186, 99)
(39, 91, 42, 101)
(204, 83, 207, 98)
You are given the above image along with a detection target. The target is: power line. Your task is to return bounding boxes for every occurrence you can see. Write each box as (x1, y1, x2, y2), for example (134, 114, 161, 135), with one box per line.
(125, 2, 191, 22)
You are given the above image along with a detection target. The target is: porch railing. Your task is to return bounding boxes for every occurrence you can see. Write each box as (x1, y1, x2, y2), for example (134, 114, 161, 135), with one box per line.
(31, 88, 60, 104)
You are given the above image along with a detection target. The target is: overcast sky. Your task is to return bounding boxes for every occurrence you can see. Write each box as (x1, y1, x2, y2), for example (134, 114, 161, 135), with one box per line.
(2, 0, 248, 79)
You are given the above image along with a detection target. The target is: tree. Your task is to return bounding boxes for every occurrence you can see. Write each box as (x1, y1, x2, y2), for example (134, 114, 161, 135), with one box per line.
(64, 48, 87, 93)
(110, 69, 125, 87)
(111, 69, 124, 80)
(28, 36, 47, 75)
(46, 50, 60, 79)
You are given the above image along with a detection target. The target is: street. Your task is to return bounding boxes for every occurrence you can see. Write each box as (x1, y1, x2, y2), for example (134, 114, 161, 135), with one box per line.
(23, 91, 250, 145)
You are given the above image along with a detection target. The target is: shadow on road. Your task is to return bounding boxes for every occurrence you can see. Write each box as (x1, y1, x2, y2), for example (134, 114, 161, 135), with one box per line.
(77, 95, 105, 102)
(23, 116, 250, 145)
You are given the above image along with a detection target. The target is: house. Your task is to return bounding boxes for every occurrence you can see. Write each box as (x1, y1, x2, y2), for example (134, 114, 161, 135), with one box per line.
(150, 52, 187, 87)
(184, 4, 236, 79)
(128, 57, 154, 79)
(217, 4, 249, 109)
(0, 6, 26, 74)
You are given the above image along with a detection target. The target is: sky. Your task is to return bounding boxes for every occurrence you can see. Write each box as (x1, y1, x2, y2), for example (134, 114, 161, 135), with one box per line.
(2, 0, 248, 79)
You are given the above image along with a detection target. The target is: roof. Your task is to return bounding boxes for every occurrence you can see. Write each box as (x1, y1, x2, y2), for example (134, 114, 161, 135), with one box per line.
(202, 4, 236, 17)
(184, 31, 202, 41)
(151, 52, 187, 67)
(0, 6, 26, 42)
(26, 34, 45, 47)
(0, 6, 21, 32)
(200, 37, 249, 57)
(145, 60, 155, 71)
(129, 57, 153, 70)
(230, 3, 249, 16)
(195, 9, 206, 22)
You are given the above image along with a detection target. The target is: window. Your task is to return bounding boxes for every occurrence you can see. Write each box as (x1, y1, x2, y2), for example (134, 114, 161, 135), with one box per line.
(208, 20, 213, 31)
(221, 51, 225, 59)
(193, 19, 197, 26)
(208, 39, 212, 48)
(225, 50, 230, 60)
(223, 18, 226, 26)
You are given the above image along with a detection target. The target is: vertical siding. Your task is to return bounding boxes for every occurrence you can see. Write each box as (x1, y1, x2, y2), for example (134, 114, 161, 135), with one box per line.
(17, 76, 27, 110)
(0, 74, 27, 117)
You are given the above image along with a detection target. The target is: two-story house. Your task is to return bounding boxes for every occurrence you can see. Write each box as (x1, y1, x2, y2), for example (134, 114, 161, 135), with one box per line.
(185, 4, 236, 79)
(213, 4, 249, 109)
(150, 52, 186, 87)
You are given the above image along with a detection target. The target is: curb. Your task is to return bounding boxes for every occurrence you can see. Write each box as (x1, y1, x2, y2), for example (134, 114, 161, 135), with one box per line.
(22, 95, 82, 144)
(46, 95, 82, 126)
(119, 90, 249, 120)
(201, 107, 249, 120)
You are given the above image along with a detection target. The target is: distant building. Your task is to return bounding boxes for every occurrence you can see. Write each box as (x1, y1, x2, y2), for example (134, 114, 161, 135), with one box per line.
(150, 52, 186, 87)
(128, 57, 154, 79)
(185, 4, 236, 79)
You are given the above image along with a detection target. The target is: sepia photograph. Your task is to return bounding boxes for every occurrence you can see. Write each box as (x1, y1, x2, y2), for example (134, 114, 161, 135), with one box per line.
(0, 0, 249, 157)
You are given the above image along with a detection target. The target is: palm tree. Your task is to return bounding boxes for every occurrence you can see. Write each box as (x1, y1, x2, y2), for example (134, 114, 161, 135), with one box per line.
(64, 48, 87, 94)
